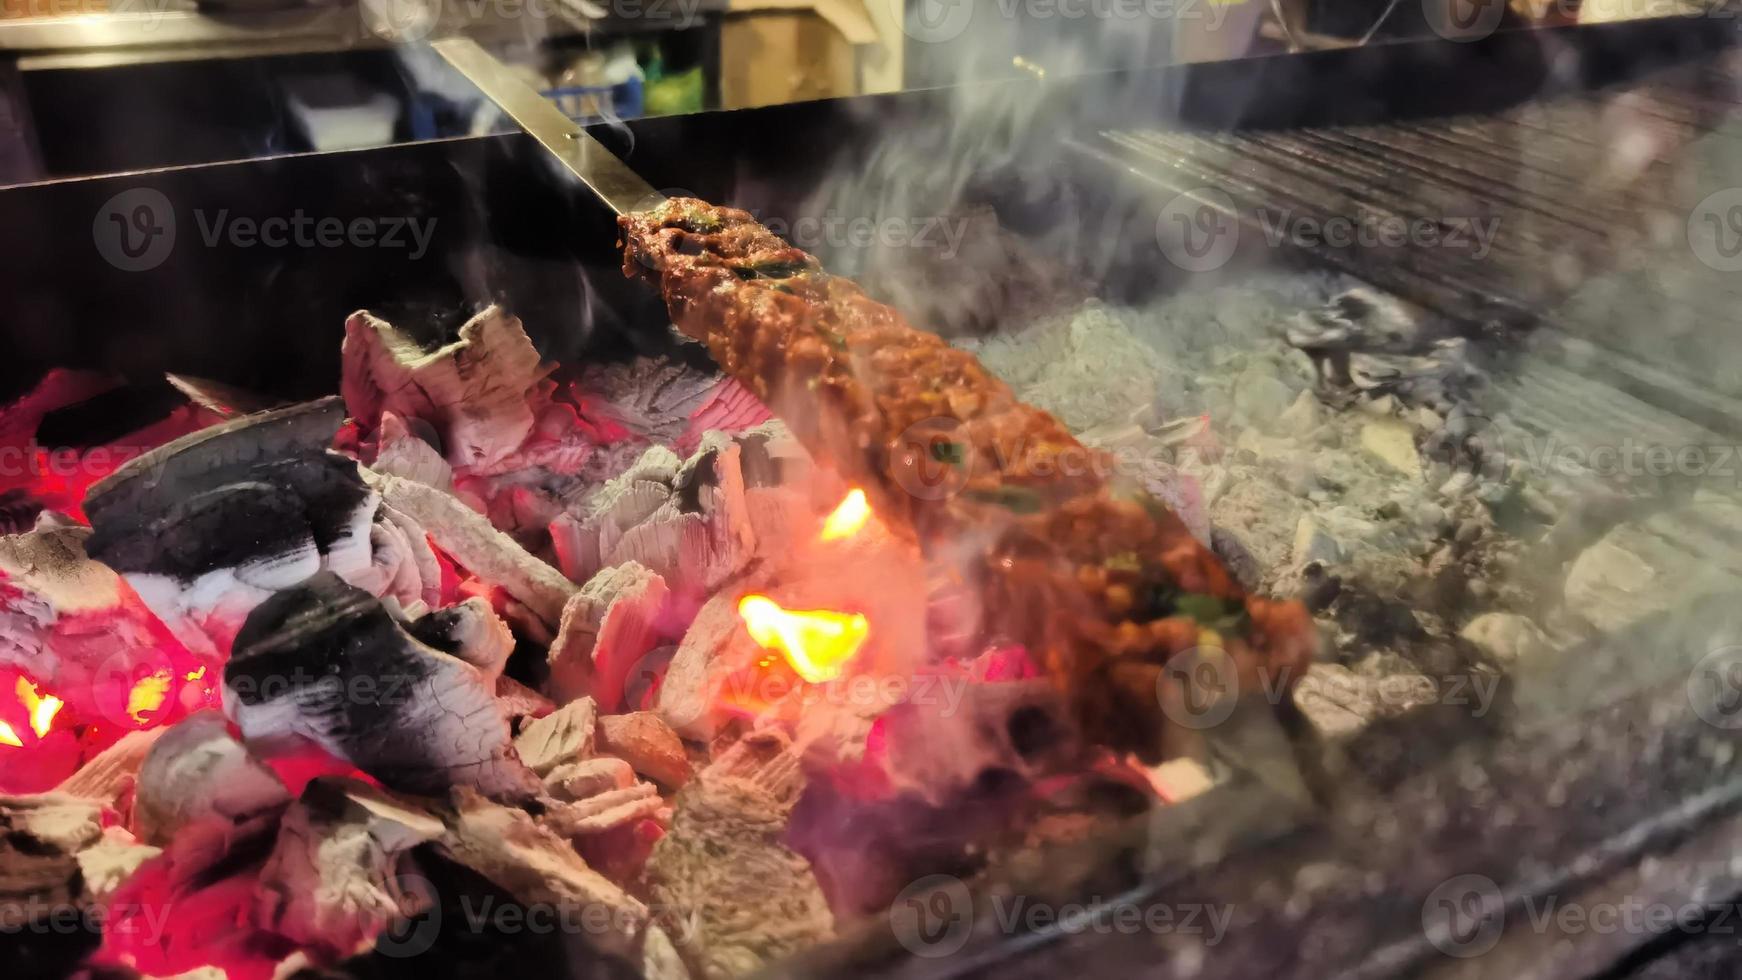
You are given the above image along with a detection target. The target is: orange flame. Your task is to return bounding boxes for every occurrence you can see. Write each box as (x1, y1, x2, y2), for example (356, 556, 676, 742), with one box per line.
(819, 488, 872, 541)
(738, 595, 869, 683)
(16, 677, 63, 738)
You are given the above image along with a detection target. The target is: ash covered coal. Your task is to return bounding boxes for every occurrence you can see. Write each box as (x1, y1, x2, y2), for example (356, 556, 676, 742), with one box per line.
(81, 398, 396, 659)
(224, 572, 538, 800)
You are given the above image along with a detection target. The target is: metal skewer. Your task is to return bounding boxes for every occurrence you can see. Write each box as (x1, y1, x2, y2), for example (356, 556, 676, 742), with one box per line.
(430, 36, 664, 217)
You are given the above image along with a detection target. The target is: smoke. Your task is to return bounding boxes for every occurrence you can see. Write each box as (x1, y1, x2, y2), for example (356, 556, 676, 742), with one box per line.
(799, 5, 1197, 333)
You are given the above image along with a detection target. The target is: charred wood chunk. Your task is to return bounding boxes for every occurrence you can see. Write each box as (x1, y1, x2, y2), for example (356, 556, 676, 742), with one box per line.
(369, 472, 576, 629)
(255, 777, 443, 956)
(438, 788, 648, 961)
(548, 562, 672, 711)
(85, 396, 348, 527)
(342, 307, 548, 470)
(225, 573, 539, 801)
(82, 398, 397, 658)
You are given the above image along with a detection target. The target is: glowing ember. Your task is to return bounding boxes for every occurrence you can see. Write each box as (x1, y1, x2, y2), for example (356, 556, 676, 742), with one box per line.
(819, 488, 872, 541)
(127, 669, 174, 724)
(16, 677, 63, 738)
(739, 594, 869, 683)
(0, 721, 20, 748)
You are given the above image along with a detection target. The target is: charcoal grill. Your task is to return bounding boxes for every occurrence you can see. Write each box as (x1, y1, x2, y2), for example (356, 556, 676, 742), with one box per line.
(4, 15, 1742, 979)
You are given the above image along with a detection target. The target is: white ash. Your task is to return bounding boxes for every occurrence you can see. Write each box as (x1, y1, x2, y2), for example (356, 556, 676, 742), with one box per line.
(342, 306, 550, 471)
(369, 470, 577, 628)
(133, 711, 291, 846)
(255, 778, 443, 955)
(549, 427, 790, 597)
(967, 274, 1541, 741)
(514, 697, 599, 777)
(547, 562, 673, 710)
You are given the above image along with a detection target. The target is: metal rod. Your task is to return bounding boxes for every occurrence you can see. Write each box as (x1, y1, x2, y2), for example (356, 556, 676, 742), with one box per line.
(430, 36, 663, 217)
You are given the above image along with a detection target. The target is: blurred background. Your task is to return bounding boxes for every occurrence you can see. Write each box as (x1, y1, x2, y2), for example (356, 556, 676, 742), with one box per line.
(0, 0, 1710, 185)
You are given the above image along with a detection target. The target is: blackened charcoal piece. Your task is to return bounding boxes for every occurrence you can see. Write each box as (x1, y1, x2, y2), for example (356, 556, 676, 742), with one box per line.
(92, 478, 317, 583)
(226, 573, 539, 800)
(82, 399, 392, 658)
(85, 396, 347, 525)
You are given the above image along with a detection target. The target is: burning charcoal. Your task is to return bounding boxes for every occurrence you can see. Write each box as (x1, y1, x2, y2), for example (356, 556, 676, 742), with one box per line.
(549, 433, 764, 597)
(540, 781, 664, 837)
(134, 711, 292, 846)
(77, 828, 161, 903)
(677, 378, 774, 456)
(438, 787, 648, 960)
(255, 777, 443, 956)
(404, 596, 514, 683)
(55, 728, 165, 814)
(164, 373, 284, 419)
(642, 774, 834, 979)
(342, 307, 550, 470)
(0, 519, 204, 725)
(546, 757, 637, 801)
(654, 582, 769, 740)
(497, 675, 555, 722)
(514, 697, 598, 776)
(368, 472, 576, 628)
(83, 398, 387, 659)
(371, 411, 454, 490)
(548, 562, 673, 710)
(575, 357, 738, 448)
(224, 573, 540, 800)
(702, 729, 804, 809)
(597, 712, 692, 791)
